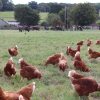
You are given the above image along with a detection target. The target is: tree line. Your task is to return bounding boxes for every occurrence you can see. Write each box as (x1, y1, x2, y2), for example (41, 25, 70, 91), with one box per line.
(0, 0, 14, 11)
(0, 0, 100, 29)
(0, 0, 100, 14)
(14, 3, 98, 29)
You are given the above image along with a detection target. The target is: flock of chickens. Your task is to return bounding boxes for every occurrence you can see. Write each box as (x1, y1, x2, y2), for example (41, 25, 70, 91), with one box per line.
(44, 39, 100, 99)
(0, 39, 100, 100)
(0, 45, 39, 100)
(0, 82, 35, 100)
(4, 45, 42, 79)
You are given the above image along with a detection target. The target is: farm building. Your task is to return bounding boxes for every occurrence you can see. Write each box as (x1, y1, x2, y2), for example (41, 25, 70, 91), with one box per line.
(0, 19, 19, 29)
(0, 18, 9, 27)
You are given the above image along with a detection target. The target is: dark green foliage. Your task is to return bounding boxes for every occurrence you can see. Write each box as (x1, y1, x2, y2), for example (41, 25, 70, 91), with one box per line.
(94, 3, 100, 14)
(70, 3, 97, 26)
(59, 9, 65, 23)
(28, 1, 38, 10)
(5, 2, 14, 11)
(14, 4, 40, 25)
(38, 3, 50, 12)
(40, 21, 48, 26)
(48, 3, 64, 13)
(0, 0, 3, 10)
(1, 0, 14, 11)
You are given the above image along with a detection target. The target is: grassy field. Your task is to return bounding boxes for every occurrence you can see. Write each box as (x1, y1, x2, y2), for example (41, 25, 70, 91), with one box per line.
(0, 11, 48, 22)
(0, 11, 15, 21)
(39, 12, 48, 23)
(0, 30, 100, 100)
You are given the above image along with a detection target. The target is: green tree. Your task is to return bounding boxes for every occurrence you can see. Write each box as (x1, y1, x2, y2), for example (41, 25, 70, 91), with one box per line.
(48, 3, 64, 13)
(47, 13, 63, 26)
(71, 3, 97, 26)
(1, 0, 14, 11)
(95, 3, 100, 14)
(38, 3, 50, 12)
(14, 5, 40, 25)
(6, 2, 14, 10)
(0, 0, 3, 10)
(28, 1, 38, 10)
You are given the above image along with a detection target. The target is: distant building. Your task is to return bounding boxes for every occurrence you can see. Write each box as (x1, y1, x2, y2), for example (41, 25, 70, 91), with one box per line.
(0, 19, 19, 29)
(7, 21, 19, 26)
(0, 18, 9, 27)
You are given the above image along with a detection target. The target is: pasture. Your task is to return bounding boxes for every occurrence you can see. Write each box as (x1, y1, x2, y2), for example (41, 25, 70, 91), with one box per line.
(40, 12, 48, 23)
(0, 30, 100, 100)
(0, 11, 15, 21)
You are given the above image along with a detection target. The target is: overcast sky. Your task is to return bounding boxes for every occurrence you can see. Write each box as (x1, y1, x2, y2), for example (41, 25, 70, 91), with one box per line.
(13, 0, 100, 4)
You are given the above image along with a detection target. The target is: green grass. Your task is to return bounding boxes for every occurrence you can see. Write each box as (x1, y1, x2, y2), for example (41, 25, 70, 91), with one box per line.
(0, 30, 100, 100)
(39, 12, 48, 23)
(0, 11, 15, 21)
